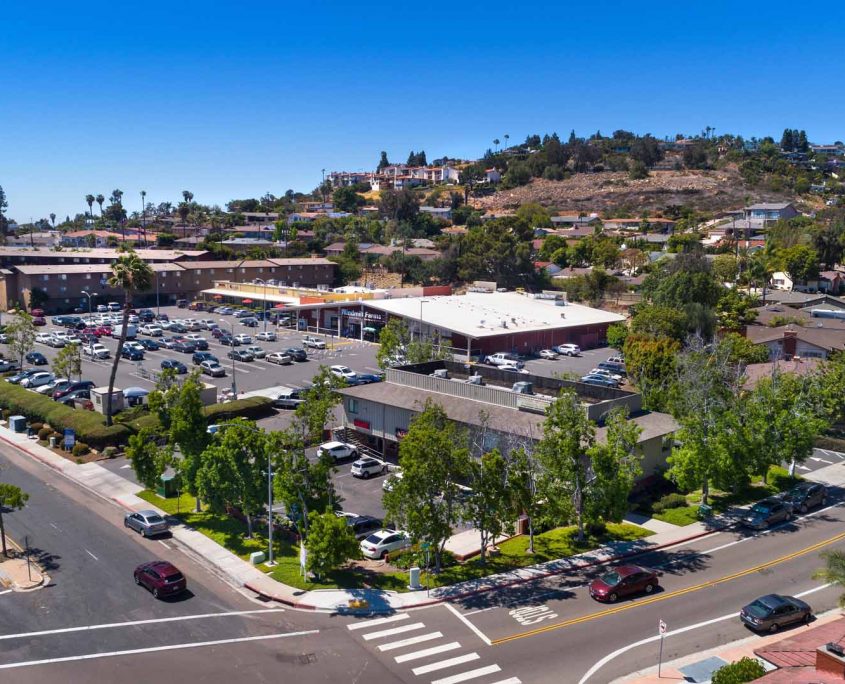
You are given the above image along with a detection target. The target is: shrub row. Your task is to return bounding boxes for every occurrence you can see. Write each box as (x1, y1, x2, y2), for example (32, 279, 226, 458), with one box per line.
(203, 396, 273, 422)
(652, 492, 688, 514)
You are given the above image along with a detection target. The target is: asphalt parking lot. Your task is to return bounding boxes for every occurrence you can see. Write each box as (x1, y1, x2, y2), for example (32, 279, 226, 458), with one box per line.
(521, 345, 619, 378)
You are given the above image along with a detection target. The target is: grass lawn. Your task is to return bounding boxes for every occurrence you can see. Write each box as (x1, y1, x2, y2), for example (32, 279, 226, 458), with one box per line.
(138, 490, 654, 592)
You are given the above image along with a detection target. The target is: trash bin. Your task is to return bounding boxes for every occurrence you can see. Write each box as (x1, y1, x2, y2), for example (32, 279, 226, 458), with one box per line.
(8, 415, 26, 433)
(49, 436, 58, 448)
(156, 473, 179, 499)
(698, 503, 713, 519)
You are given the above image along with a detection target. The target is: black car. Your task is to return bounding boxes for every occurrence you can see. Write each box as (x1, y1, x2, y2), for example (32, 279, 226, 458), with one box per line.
(192, 351, 219, 365)
(168, 323, 187, 334)
(53, 380, 95, 400)
(227, 349, 254, 362)
(57, 388, 91, 405)
(740, 497, 793, 530)
(138, 338, 160, 351)
(138, 310, 155, 323)
(219, 335, 241, 347)
(780, 482, 827, 514)
(740, 594, 812, 632)
(121, 347, 144, 360)
(161, 359, 188, 374)
(172, 340, 197, 354)
(347, 515, 384, 540)
(284, 347, 307, 362)
(25, 351, 48, 366)
(191, 338, 209, 351)
(240, 318, 258, 327)
(155, 313, 170, 322)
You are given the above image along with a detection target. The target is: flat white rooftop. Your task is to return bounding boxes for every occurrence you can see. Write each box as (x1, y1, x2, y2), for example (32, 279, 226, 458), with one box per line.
(364, 292, 624, 338)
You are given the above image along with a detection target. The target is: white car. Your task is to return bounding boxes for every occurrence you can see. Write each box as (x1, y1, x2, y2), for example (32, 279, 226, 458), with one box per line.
(36, 332, 53, 345)
(500, 363, 529, 374)
(255, 331, 276, 342)
(302, 335, 326, 349)
(266, 351, 292, 365)
(351, 457, 387, 479)
(185, 320, 204, 331)
(555, 343, 581, 356)
(36, 377, 67, 394)
(185, 333, 207, 344)
(360, 529, 411, 560)
(330, 365, 357, 381)
(21, 371, 55, 388)
(382, 470, 404, 492)
(244, 345, 266, 359)
(198, 319, 217, 330)
(140, 325, 163, 337)
(316, 441, 358, 462)
(234, 334, 252, 344)
(539, 349, 558, 360)
(84, 343, 110, 359)
(485, 352, 524, 368)
(589, 367, 623, 382)
(124, 341, 145, 353)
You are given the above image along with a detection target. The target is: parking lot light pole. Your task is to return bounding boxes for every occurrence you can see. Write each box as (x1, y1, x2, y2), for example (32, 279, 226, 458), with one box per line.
(220, 318, 237, 395)
(254, 278, 268, 333)
(81, 290, 93, 321)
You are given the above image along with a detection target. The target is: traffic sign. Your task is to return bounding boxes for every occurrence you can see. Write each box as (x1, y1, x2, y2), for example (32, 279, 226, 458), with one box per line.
(659, 619, 667, 635)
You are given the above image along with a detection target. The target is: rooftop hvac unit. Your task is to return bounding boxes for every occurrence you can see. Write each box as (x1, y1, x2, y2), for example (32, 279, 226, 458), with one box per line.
(431, 369, 449, 379)
(466, 375, 484, 385)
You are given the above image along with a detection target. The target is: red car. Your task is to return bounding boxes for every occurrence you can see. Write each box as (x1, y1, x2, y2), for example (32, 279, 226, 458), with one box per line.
(33, 317, 46, 326)
(589, 565, 659, 602)
(95, 325, 112, 336)
(133, 560, 187, 599)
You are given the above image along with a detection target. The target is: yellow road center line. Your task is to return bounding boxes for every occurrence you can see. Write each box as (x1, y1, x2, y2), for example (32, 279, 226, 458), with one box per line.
(490, 529, 845, 645)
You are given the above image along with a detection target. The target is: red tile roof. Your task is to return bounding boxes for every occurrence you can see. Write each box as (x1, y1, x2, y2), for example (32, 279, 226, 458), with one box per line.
(756, 616, 845, 671)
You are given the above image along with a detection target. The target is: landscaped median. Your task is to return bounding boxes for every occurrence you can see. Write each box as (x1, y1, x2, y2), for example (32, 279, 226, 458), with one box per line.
(137, 489, 653, 592)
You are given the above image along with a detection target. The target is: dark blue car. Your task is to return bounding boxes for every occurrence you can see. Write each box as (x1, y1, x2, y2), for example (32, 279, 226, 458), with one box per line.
(161, 359, 188, 374)
(121, 347, 144, 360)
(137, 338, 160, 351)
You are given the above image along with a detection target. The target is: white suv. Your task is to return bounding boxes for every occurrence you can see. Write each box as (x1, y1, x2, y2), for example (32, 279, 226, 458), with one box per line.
(360, 530, 411, 560)
(140, 325, 163, 336)
(317, 441, 358, 462)
(351, 457, 387, 479)
(555, 343, 581, 356)
(302, 335, 326, 349)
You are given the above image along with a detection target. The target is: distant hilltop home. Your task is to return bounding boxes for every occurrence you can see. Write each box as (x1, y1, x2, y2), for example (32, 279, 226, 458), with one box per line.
(743, 202, 799, 224)
(809, 143, 845, 156)
(329, 164, 462, 192)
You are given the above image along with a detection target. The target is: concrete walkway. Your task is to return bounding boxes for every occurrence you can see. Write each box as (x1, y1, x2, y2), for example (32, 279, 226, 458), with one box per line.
(0, 535, 45, 591)
(0, 423, 735, 612)
(624, 511, 682, 535)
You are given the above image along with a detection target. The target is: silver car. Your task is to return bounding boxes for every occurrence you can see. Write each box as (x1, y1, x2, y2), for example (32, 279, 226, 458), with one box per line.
(124, 510, 169, 537)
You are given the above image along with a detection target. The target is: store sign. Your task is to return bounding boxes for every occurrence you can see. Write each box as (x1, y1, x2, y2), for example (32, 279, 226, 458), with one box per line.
(353, 419, 370, 430)
(340, 308, 386, 323)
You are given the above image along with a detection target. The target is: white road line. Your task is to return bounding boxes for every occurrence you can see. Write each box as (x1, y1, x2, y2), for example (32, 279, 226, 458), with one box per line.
(84, 549, 98, 561)
(811, 457, 833, 464)
(157, 540, 170, 549)
(411, 652, 480, 675)
(488, 678, 521, 684)
(395, 642, 461, 663)
(432, 664, 502, 684)
(444, 603, 492, 646)
(361, 623, 426, 641)
(0, 608, 287, 641)
(377, 632, 444, 652)
(347, 613, 409, 631)
(0, 590, 12, 596)
(0, 629, 318, 670)
(49, 522, 60, 530)
(462, 608, 495, 617)
(577, 582, 833, 684)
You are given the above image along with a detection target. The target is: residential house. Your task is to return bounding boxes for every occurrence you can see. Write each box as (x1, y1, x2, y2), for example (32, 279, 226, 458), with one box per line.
(419, 206, 452, 221)
(485, 168, 502, 183)
(60, 230, 128, 248)
(743, 202, 799, 224)
(745, 325, 845, 360)
(551, 214, 600, 229)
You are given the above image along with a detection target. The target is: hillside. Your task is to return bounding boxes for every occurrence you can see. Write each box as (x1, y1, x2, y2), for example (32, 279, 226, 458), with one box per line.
(471, 166, 800, 216)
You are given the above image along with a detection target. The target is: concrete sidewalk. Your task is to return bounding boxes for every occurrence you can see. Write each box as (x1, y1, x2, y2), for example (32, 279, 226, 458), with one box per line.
(0, 423, 734, 613)
(0, 535, 45, 591)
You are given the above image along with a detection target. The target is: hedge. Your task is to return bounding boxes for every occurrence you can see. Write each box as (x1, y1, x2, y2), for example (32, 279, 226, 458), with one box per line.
(203, 396, 273, 422)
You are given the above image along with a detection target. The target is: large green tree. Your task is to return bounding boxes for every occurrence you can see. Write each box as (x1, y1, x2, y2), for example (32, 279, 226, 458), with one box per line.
(623, 334, 681, 411)
(465, 450, 513, 564)
(126, 429, 170, 490)
(376, 318, 411, 369)
(304, 511, 360, 579)
(5, 312, 36, 368)
(587, 408, 643, 522)
(52, 342, 82, 380)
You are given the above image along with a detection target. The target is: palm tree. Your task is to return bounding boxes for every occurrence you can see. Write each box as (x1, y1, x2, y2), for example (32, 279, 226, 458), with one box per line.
(493, 138, 500, 153)
(140, 190, 147, 246)
(105, 250, 154, 425)
(95, 194, 105, 217)
(182, 190, 194, 204)
(177, 202, 190, 239)
(813, 550, 845, 607)
(49, 213, 56, 228)
(85, 194, 95, 220)
(504, 133, 509, 150)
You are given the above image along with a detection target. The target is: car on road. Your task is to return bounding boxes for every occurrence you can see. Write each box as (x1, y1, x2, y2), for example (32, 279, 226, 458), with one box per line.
(161, 359, 188, 374)
(0, 359, 22, 373)
(345, 515, 384, 540)
(52, 380, 95, 400)
(360, 529, 411, 560)
(272, 387, 306, 409)
(199, 360, 226, 377)
(234, 334, 252, 345)
(554, 343, 581, 356)
(539, 349, 558, 360)
(302, 335, 326, 349)
(124, 510, 169, 537)
(317, 441, 358, 462)
(121, 347, 144, 361)
(589, 565, 659, 602)
(351, 457, 388, 479)
(83, 343, 111, 359)
(133, 560, 187, 599)
(255, 331, 276, 342)
(580, 374, 619, 388)
(266, 351, 292, 365)
(285, 347, 307, 362)
(6, 369, 39, 385)
(227, 349, 254, 362)
(740, 594, 812, 632)
(21, 371, 55, 389)
(137, 338, 160, 351)
(193, 351, 218, 365)
(245, 345, 266, 359)
(740, 497, 794, 530)
(219, 335, 240, 347)
(779, 482, 827, 514)
(330, 365, 358, 382)
(25, 351, 48, 365)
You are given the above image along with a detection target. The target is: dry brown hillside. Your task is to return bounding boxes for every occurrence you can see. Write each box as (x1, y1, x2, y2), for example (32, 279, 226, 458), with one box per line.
(471, 166, 798, 216)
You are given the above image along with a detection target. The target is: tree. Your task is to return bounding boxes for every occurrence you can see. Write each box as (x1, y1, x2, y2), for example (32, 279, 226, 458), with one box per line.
(623, 334, 680, 410)
(515, 203, 552, 228)
(537, 389, 596, 542)
(377, 151, 390, 171)
(85, 194, 95, 218)
(591, 239, 620, 270)
(126, 429, 169, 490)
(606, 323, 628, 350)
(507, 447, 543, 554)
(376, 318, 411, 369)
(0, 185, 8, 233)
(628, 160, 649, 179)
(630, 305, 687, 341)
(782, 244, 819, 286)
(49, 213, 56, 228)
(587, 407, 642, 522)
(379, 188, 419, 223)
(710, 657, 765, 684)
(712, 254, 738, 283)
(52, 342, 82, 380)
(293, 366, 343, 446)
(813, 550, 845, 607)
(6, 312, 36, 368)
(719, 332, 769, 365)
(197, 420, 267, 538)
(332, 186, 362, 213)
(95, 193, 105, 216)
(105, 250, 153, 424)
(382, 402, 470, 572)
(465, 450, 513, 564)
(0, 482, 29, 557)
(304, 511, 359, 579)
(715, 289, 758, 332)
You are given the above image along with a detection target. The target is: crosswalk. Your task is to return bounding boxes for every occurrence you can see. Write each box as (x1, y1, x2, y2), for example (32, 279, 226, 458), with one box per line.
(347, 612, 520, 684)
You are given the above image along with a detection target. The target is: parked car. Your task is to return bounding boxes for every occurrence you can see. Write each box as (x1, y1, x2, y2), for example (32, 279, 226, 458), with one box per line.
(193, 351, 218, 365)
(172, 340, 197, 354)
(38, 378, 69, 395)
(107, 302, 121, 312)
(273, 387, 305, 409)
(124, 510, 169, 537)
(6, 369, 38, 385)
(240, 317, 258, 328)
(266, 351, 293, 365)
(589, 367, 623, 382)
(161, 359, 188, 374)
(133, 560, 187, 599)
(351, 457, 387, 479)
(52, 380, 95, 400)
(227, 349, 254, 362)
(589, 565, 659, 602)
(200, 360, 226, 377)
(740, 497, 794, 530)
(302, 335, 326, 349)
(137, 338, 160, 351)
(355, 372, 383, 385)
(580, 374, 619, 388)
(330, 365, 358, 381)
(317, 441, 358, 462)
(500, 363, 529, 374)
(33, 316, 46, 326)
(382, 470, 404, 492)
(740, 594, 812, 632)
(25, 351, 48, 366)
(245, 345, 266, 359)
(216, 307, 234, 315)
(554, 343, 581, 356)
(346, 515, 384, 540)
(233, 334, 252, 345)
(539, 349, 558, 360)
(284, 347, 307, 361)
(57, 388, 91, 406)
(121, 347, 144, 361)
(0, 359, 22, 373)
(21, 371, 55, 388)
(83, 343, 111, 359)
(219, 335, 240, 347)
(597, 361, 627, 376)
(139, 325, 163, 337)
(780, 482, 828, 514)
(255, 331, 277, 342)
(360, 530, 411, 560)
(159, 337, 178, 349)
(35, 332, 53, 345)
(484, 352, 524, 368)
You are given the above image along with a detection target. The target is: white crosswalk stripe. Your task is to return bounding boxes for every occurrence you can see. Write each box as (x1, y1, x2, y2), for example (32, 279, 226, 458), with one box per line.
(394, 642, 461, 663)
(431, 665, 503, 684)
(361, 623, 426, 641)
(347, 613, 409, 631)
(412, 653, 480, 675)
(377, 632, 444, 652)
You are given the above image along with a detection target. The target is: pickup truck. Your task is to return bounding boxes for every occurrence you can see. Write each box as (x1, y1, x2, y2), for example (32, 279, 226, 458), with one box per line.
(302, 335, 326, 349)
(83, 343, 110, 359)
(484, 352, 524, 368)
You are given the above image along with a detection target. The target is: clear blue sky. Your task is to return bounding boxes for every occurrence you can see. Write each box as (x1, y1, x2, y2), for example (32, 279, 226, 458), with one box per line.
(3, 0, 844, 222)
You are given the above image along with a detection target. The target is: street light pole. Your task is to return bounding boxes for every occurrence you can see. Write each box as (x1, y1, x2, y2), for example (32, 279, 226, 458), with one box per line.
(220, 318, 237, 395)
(81, 290, 93, 322)
(254, 278, 268, 333)
(156, 271, 160, 317)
